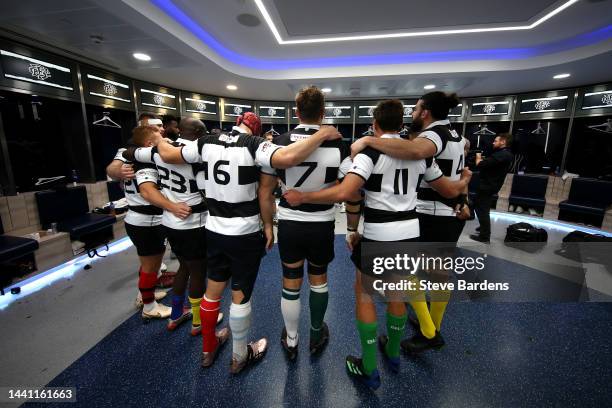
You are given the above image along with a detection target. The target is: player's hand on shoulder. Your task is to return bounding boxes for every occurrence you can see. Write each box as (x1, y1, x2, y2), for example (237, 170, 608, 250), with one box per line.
(120, 164, 135, 180)
(318, 125, 342, 141)
(283, 190, 303, 207)
(350, 136, 370, 158)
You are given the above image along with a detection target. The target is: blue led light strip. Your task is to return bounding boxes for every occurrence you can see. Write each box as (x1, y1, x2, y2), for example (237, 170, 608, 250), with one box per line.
(490, 211, 612, 237)
(0, 237, 133, 310)
(150, 0, 612, 70)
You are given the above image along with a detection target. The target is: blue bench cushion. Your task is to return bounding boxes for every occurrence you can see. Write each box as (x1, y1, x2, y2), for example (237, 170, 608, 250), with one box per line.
(509, 196, 546, 207)
(559, 201, 606, 216)
(0, 235, 39, 263)
(509, 174, 547, 208)
(566, 179, 612, 208)
(58, 213, 116, 240)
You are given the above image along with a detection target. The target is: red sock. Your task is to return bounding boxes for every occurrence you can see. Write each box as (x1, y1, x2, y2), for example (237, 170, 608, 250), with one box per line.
(201, 295, 221, 352)
(138, 268, 158, 304)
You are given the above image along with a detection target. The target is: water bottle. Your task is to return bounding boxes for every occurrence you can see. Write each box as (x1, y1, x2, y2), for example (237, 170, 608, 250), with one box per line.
(71, 169, 78, 187)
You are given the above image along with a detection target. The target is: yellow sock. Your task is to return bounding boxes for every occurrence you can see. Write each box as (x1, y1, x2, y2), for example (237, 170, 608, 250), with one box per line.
(406, 276, 436, 339)
(409, 301, 436, 339)
(430, 289, 451, 332)
(188, 297, 202, 326)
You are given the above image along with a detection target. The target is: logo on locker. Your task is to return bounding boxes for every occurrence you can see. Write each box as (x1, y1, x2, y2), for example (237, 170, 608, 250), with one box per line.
(268, 108, 277, 117)
(602, 94, 612, 106)
(333, 107, 342, 117)
(103, 82, 117, 96)
(28, 63, 51, 81)
(153, 94, 164, 106)
(367, 107, 374, 116)
(196, 101, 206, 111)
(404, 106, 413, 116)
(535, 100, 551, 111)
(233, 106, 243, 115)
(483, 104, 496, 114)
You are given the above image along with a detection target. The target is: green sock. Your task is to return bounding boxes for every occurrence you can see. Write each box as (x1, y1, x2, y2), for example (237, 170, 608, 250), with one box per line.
(356, 320, 378, 375)
(385, 312, 407, 358)
(309, 283, 328, 342)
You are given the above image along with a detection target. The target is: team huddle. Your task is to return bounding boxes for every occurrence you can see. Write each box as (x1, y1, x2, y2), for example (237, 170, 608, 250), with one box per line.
(107, 86, 472, 388)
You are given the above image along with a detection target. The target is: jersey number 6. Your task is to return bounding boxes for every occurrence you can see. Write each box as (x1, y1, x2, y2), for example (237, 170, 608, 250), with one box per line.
(213, 160, 231, 185)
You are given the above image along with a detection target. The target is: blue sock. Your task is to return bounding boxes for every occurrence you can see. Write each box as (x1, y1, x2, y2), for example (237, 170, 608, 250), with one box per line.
(171, 294, 184, 320)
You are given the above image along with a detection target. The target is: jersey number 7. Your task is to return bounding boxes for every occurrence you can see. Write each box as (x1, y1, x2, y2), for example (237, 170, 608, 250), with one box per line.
(294, 162, 317, 187)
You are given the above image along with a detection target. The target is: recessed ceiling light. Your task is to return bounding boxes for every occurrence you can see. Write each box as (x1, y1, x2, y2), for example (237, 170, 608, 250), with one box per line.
(133, 53, 151, 61)
(424, 84, 436, 90)
(236, 13, 261, 27)
(226, 84, 238, 90)
(321, 88, 332, 93)
(553, 73, 571, 79)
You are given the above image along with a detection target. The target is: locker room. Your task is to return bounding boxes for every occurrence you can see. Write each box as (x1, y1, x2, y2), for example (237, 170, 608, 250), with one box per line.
(0, 1, 611, 407)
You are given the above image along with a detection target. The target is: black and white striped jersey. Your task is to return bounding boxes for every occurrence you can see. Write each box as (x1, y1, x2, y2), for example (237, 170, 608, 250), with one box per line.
(348, 134, 443, 241)
(113, 148, 162, 227)
(133, 139, 207, 230)
(271, 124, 352, 222)
(416, 120, 466, 217)
(180, 126, 281, 236)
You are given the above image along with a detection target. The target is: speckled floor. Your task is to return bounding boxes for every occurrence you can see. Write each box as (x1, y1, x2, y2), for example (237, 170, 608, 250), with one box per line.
(20, 235, 612, 408)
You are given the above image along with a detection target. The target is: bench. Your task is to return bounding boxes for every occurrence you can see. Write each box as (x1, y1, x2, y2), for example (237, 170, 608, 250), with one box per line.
(35, 186, 116, 246)
(0, 214, 39, 294)
(508, 174, 548, 213)
(559, 178, 612, 228)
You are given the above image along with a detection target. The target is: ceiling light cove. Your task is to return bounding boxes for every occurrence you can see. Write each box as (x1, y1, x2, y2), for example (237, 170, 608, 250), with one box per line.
(226, 84, 238, 90)
(149, 0, 612, 76)
(133, 52, 151, 61)
(553, 73, 571, 79)
(254, 0, 579, 44)
(424, 84, 436, 90)
(321, 88, 332, 93)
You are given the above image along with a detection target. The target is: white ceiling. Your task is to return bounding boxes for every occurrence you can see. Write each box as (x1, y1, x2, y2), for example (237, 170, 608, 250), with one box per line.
(272, 0, 559, 36)
(0, 0, 609, 100)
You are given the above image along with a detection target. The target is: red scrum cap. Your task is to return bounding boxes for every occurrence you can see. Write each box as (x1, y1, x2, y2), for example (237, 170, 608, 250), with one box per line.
(236, 112, 262, 136)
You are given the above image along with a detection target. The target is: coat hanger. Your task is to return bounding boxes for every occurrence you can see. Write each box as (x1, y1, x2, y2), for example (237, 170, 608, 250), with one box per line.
(362, 125, 374, 136)
(588, 119, 612, 133)
(531, 121, 546, 134)
(472, 124, 496, 135)
(269, 125, 280, 136)
(93, 112, 121, 128)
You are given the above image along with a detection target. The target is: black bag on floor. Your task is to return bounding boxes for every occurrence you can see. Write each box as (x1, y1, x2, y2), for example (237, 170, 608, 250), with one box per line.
(504, 222, 548, 242)
(562, 230, 612, 243)
(557, 230, 612, 262)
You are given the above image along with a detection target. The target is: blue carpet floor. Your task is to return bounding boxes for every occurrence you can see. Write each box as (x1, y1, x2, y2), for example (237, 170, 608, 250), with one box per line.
(27, 237, 612, 407)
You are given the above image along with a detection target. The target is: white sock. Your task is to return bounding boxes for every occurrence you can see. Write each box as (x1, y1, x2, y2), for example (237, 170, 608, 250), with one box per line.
(143, 300, 157, 313)
(281, 287, 301, 347)
(230, 302, 252, 361)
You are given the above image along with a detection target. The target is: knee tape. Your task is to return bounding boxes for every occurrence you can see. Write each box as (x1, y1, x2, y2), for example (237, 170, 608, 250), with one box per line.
(308, 263, 328, 276)
(282, 264, 304, 279)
